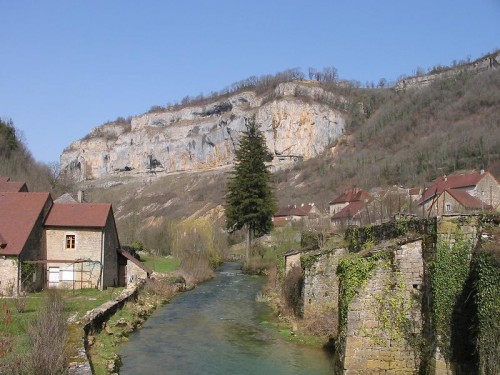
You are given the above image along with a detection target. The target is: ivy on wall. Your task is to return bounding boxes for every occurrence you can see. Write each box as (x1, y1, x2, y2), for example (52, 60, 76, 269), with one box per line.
(430, 228, 472, 361)
(336, 251, 390, 337)
(474, 251, 500, 375)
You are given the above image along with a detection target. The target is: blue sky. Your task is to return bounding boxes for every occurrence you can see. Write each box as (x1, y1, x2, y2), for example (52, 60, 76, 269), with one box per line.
(1, 0, 499, 163)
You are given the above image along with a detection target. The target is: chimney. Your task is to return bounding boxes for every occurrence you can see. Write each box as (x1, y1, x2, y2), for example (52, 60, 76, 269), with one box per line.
(77, 190, 84, 203)
(443, 175, 447, 182)
(480, 169, 485, 175)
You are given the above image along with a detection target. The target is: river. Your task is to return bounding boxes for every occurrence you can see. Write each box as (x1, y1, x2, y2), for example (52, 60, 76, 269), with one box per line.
(120, 262, 333, 374)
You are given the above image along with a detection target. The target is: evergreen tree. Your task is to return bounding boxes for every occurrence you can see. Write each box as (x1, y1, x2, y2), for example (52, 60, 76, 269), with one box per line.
(225, 118, 277, 261)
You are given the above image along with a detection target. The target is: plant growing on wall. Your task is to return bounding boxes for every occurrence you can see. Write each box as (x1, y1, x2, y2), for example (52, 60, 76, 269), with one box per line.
(430, 228, 472, 361)
(474, 251, 500, 374)
(337, 251, 390, 337)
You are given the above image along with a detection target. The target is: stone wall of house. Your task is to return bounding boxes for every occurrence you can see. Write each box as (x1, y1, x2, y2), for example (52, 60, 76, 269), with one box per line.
(0, 257, 18, 296)
(341, 240, 423, 374)
(302, 248, 346, 322)
(46, 228, 104, 289)
(474, 173, 500, 209)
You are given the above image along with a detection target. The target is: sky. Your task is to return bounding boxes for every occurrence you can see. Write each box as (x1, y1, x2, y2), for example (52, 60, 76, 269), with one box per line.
(1, 0, 499, 164)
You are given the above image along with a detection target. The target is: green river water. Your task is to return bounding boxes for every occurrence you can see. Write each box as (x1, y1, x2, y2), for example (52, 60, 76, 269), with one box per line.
(120, 262, 333, 374)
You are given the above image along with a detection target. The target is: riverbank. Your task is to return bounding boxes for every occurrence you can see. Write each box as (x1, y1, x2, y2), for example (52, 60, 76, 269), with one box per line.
(79, 272, 199, 375)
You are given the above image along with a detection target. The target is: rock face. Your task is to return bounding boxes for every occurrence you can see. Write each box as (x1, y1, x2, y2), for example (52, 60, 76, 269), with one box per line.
(60, 82, 346, 181)
(396, 51, 500, 91)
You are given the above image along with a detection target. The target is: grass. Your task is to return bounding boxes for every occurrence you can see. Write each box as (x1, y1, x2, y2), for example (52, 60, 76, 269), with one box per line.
(0, 288, 124, 355)
(141, 255, 180, 273)
(88, 304, 137, 375)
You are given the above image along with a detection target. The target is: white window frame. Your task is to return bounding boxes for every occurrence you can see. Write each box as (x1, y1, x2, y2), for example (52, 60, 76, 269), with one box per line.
(64, 232, 77, 250)
(445, 203, 452, 212)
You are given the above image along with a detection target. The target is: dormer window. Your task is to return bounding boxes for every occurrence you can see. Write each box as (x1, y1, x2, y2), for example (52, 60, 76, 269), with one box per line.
(66, 235, 75, 249)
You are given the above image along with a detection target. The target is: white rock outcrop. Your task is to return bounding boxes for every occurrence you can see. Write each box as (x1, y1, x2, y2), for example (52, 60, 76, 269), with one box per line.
(60, 83, 346, 181)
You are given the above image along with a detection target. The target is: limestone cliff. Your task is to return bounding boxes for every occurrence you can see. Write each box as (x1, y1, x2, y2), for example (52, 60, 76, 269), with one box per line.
(396, 50, 500, 91)
(60, 82, 346, 181)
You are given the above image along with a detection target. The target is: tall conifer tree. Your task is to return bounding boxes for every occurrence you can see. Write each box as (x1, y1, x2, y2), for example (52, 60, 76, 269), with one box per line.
(225, 118, 276, 261)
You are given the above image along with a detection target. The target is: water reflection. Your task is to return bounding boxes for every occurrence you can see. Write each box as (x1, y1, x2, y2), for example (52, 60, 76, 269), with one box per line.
(120, 263, 332, 375)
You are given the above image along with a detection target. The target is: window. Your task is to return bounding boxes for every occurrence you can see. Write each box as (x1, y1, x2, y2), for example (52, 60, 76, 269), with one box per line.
(445, 203, 452, 212)
(66, 235, 75, 249)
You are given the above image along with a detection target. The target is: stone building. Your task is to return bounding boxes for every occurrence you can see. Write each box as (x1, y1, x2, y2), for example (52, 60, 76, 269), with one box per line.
(418, 170, 499, 217)
(0, 177, 142, 295)
(0, 192, 52, 296)
(44, 202, 121, 290)
(273, 203, 321, 227)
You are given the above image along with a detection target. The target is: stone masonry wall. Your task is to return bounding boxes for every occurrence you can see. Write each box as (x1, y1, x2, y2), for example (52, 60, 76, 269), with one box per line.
(303, 248, 346, 322)
(342, 240, 424, 374)
(0, 257, 18, 296)
(46, 228, 104, 289)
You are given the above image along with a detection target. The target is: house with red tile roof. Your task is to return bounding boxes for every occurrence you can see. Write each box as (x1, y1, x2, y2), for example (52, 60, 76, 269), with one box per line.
(0, 192, 53, 296)
(417, 170, 499, 216)
(44, 202, 122, 290)
(329, 188, 372, 216)
(328, 188, 373, 229)
(0, 180, 141, 295)
(273, 203, 320, 226)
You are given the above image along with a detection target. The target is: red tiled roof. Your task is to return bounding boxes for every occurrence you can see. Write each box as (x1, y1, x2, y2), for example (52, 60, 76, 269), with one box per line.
(0, 192, 52, 255)
(331, 201, 366, 220)
(274, 204, 315, 217)
(419, 171, 495, 204)
(445, 189, 491, 210)
(117, 248, 153, 275)
(45, 203, 112, 228)
(329, 188, 372, 205)
(0, 177, 28, 192)
(409, 188, 421, 196)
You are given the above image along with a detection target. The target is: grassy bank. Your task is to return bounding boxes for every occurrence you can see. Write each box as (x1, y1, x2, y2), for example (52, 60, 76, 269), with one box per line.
(0, 288, 124, 372)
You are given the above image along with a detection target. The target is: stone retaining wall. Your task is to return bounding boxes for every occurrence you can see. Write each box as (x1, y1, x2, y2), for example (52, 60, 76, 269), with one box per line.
(68, 281, 144, 375)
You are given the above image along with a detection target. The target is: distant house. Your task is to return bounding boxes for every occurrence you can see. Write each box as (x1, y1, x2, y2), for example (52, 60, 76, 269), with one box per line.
(273, 203, 320, 227)
(432, 189, 492, 215)
(0, 192, 53, 296)
(329, 188, 372, 216)
(329, 188, 373, 229)
(417, 170, 499, 216)
(44, 202, 121, 290)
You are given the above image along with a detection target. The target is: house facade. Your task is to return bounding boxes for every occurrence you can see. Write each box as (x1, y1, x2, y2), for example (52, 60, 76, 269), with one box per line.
(44, 203, 121, 290)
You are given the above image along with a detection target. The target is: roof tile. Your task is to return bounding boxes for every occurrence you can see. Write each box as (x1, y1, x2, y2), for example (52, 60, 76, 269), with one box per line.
(0, 192, 52, 255)
(45, 203, 111, 228)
